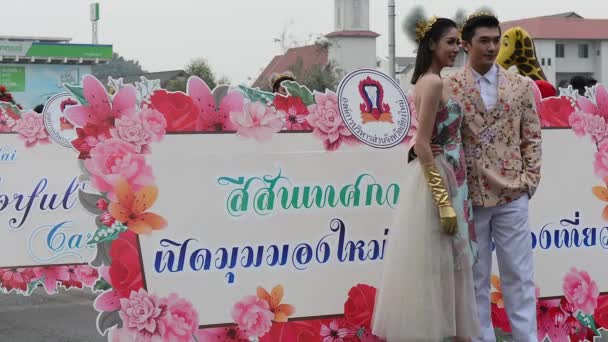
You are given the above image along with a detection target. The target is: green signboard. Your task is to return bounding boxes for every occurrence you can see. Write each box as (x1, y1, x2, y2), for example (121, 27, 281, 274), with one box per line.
(0, 66, 25, 92)
(0, 42, 111, 60)
(26, 44, 112, 59)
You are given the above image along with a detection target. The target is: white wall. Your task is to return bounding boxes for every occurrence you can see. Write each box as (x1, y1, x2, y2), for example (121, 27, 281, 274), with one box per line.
(554, 40, 597, 74)
(328, 36, 376, 77)
(601, 41, 608, 84)
(534, 40, 557, 85)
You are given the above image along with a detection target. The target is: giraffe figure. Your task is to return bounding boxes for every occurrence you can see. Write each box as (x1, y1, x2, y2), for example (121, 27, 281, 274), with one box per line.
(497, 26, 547, 81)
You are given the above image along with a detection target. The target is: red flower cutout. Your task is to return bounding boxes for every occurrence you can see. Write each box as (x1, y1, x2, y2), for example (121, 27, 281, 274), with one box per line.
(539, 96, 575, 128)
(149, 90, 198, 132)
(344, 284, 376, 331)
(274, 95, 312, 131)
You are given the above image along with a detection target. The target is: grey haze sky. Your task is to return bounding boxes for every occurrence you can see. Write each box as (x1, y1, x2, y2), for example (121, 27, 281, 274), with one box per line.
(3, 0, 607, 84)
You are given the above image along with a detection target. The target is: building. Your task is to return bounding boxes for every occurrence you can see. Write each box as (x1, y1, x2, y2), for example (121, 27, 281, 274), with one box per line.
(377, 56, 414, 88)
(252, 44, 328, 89)
(326, 0, 379, 77)
(0, 36, 112, 108)
(501, 12, 608, 86)
(253, 0, 378, 88)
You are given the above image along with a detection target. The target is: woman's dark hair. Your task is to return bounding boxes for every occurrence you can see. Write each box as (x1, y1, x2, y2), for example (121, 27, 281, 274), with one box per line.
(411, 18, 457, 84)
(461, 15, 501, 43)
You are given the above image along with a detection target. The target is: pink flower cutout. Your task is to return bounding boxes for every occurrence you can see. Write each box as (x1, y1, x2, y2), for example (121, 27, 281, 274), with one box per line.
(197, 326, 249, 341)
(577, 84, 608, 119)
(584, 114, 607, 143)
(141, 108, 167, 142)
(33, 266, 70, 294)
(188, 76, 243, 132)
(94, 266, 121, 312)
(65, 75, 136, 128)
(0, 110, 17, 132)
(569, 111, 589, 137)
(307, 90, 358, 151)
(61, 265, 84, 289)
(158, 293, 199, 342)
(563, 267, 599, 314)
(230, 102, 283, 142)
(594, 140, 608, 180)
(84, 138, 154, 202)
(0, 268, 37, 293)
(112, 114, 151, 153)
(231, 295, 273, 338)
(359, 330, 386, 342)
(12, 111, 50, 147)
(119, 289, 164, 337)
(320, 320, 355, 342)
(75, 265, 99, 287)
(536, 298, 564, 341)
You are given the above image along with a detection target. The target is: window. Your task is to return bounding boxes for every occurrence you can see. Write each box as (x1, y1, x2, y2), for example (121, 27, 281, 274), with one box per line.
(541, 58, 545, 66)
(579, 44, 589, 58)
(556, 44, 565, 58)
(548, 58, 551, 66)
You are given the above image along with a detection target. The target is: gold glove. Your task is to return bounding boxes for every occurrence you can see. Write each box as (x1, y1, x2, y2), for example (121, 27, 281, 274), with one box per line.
(421, 162, 458, 235)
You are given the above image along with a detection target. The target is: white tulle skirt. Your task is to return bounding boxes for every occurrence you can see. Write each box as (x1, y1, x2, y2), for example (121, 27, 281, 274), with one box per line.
(371, 157, 479, 341)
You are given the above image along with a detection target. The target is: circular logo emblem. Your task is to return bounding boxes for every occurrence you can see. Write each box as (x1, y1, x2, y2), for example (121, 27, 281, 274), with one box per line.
(42, 93, 79, 148)
(337, 69, 411, 149)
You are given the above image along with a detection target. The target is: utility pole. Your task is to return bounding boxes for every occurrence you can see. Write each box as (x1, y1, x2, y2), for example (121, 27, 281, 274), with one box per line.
(91, 2, 100, 44)
(388, 0, 396, 80)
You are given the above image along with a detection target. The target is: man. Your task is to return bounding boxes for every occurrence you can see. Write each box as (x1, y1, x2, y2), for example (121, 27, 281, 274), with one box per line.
(446, 13, 542, 342)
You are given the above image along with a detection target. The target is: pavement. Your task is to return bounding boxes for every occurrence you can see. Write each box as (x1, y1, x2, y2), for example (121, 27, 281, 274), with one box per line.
(0, 287, 105, 342)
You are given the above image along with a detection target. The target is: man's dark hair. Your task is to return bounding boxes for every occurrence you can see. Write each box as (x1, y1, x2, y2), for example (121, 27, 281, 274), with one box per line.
(461, 15, 501, 42)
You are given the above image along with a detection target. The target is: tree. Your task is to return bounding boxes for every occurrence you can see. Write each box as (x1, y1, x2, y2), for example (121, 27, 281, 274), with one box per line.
(287, 59, 341, 92)
(164, 58, 222, 92)
(185, 58, 217, 90)
(217, 76, 231, 86)
(165, 79, 187, 92)
(92, 52, 146, 81)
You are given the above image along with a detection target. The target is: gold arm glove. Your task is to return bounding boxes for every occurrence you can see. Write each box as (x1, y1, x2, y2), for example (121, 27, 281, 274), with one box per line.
(421, 162, 458, 235)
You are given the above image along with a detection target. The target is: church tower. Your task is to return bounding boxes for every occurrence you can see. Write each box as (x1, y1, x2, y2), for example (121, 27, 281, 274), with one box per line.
(327, 0, 379, 76)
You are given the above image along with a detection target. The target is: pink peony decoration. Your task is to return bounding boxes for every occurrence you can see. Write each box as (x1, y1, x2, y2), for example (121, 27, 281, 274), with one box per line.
(84, 139, 154, 202)
(231, 295, 273, 338)
(594, 140, 608, 180)
(158, 293, 199, 342)
(569, 111, 589, 137)
(230, 102, 283, 142)
(306, 90, 358, 151)
(119, 289, 164, 338)
(141, 108, 167, 142)
(12, 112, 50, 147)
(562, 268, 599, 315)
(112, 114, 151, 153)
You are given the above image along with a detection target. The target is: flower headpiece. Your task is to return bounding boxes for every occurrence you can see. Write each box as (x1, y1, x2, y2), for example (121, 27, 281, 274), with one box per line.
(464, 11, 498, 25)
(415, 16, 438, 43)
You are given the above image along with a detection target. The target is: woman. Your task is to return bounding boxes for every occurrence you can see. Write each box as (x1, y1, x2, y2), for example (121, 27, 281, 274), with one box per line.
(371, 17, 480, 341)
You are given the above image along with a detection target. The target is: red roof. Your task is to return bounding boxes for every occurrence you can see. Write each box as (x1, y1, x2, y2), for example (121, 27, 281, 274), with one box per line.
(500, 17, 608, 40)
(252, 44, 328, 88)
(325, 30, 380, 38)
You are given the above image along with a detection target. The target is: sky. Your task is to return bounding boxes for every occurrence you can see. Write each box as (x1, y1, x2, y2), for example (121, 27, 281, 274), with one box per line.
(3, 0, 607, 84)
